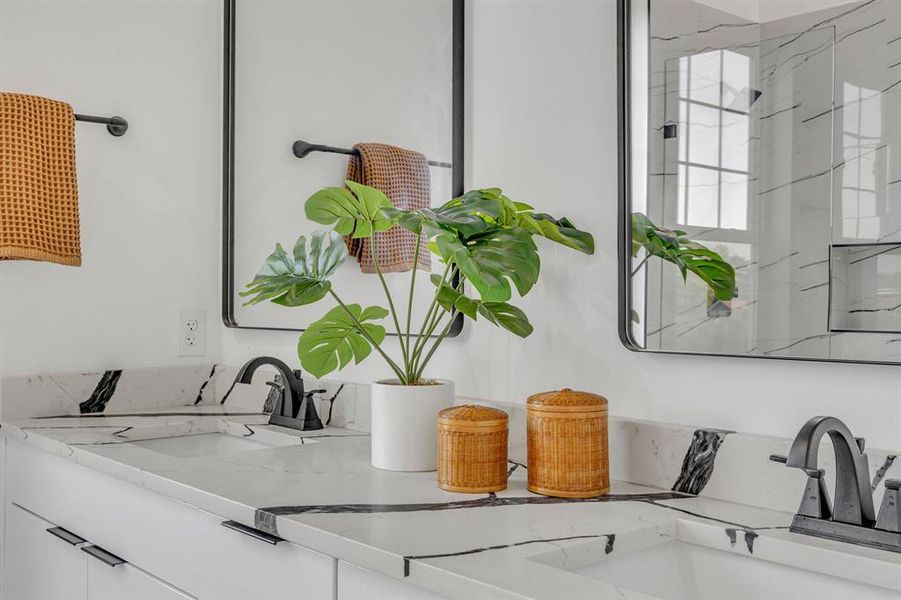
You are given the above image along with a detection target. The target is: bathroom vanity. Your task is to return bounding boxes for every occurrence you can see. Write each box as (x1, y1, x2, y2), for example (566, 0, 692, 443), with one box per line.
(1, 402, 899, 600)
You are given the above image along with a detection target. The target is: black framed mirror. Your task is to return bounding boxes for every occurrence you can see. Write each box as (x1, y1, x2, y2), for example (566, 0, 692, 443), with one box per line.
(222, 0, 464, 335)
(619, 0, 901, 365)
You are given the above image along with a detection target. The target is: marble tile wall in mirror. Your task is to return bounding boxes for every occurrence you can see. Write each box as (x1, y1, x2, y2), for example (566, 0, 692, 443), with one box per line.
(626, 0, 901, 363)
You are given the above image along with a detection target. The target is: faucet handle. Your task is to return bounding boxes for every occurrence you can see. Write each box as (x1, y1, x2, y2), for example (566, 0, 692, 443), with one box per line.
(875, 479, 900, 533)
(771, 454, 831, 518)
(797, 468, 832, 520)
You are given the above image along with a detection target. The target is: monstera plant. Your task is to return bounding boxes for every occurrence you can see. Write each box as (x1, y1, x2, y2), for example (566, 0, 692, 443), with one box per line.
(630, 212, 736, 321)
(242, 182, 594, 385)
(243, 182, 594, 472)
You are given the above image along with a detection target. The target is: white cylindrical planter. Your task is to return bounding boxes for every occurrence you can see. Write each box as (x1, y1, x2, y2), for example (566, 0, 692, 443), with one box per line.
(370, 379, 454, 472)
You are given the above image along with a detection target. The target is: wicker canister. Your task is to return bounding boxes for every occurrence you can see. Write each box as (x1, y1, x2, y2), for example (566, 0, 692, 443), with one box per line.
(437, 405, 508, 493)
(527, 389, 609, 498)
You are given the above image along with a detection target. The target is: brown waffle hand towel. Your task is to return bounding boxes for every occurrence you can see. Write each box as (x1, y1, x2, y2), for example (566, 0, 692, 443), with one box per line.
(345, 142, 431, 273)
(0, 93, 81, 266)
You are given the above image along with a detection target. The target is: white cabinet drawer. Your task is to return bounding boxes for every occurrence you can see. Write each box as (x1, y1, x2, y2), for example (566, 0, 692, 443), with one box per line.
(3, 503, 88, 600)
(88, 557, 194, 600)
(6, 440, 336, 600)
(337, 561, 448, 600)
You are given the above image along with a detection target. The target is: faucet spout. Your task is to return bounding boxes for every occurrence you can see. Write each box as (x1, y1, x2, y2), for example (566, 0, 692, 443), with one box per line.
(233, 356, 322, 431)
(786, 416, 875, 525)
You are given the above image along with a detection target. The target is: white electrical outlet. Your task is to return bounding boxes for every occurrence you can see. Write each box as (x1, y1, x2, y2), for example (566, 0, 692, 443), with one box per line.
(178, 309, 206, 357)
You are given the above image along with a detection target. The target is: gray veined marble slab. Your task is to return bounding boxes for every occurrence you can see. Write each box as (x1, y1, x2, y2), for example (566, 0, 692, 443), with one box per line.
(0, 364, 227, 420)
(0, 363, 287, 421)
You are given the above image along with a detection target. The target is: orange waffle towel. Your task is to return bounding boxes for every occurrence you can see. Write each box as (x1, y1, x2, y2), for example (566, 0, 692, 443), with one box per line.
(0, 93, 81, 266)
(345, 142, 431, 273)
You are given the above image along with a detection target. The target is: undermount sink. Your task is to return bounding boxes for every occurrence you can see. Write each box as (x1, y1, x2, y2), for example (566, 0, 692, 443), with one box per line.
(126, 425, 316, 459)
(529, 519, 900, 600)
(131, 433, 278, 458)
(572, 537, 896, 600)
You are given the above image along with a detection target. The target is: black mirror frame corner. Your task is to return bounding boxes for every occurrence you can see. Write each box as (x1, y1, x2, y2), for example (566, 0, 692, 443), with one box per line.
(220, 0, 465, 336)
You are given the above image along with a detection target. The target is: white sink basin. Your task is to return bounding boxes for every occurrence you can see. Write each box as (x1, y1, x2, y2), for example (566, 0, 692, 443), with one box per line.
(572, 537, 896, 600)
(131, 433, 280, 458)
(124, 423, 316, 459)
(529, 519, 901, 600)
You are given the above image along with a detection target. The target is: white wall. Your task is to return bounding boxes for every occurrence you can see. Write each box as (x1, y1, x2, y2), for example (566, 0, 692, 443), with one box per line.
(0, 1, 897, 450)
(0, 0, 222, 376)
(222, 0, 900, 450)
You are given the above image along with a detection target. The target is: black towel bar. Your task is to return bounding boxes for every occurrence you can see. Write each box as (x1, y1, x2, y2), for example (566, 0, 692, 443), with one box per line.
(74, 113, 128, 137)
(292, 139, 451, 169)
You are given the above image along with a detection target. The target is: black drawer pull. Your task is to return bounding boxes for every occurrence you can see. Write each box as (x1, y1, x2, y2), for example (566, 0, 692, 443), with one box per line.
(81, 545, 126, 567)
(222, 520, 283, 545)
(46, 527, 87, 546)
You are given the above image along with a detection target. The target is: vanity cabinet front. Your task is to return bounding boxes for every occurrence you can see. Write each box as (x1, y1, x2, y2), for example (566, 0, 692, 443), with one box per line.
(5, 504, 90, 600)
(2, 438, 461, 600)
(88, 557, 194, 600)
(4, 503, 192, 600)
(1, 440, 336, 600)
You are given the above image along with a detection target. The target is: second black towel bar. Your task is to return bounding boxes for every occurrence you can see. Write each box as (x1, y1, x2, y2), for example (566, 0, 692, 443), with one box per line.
(292, 139, 451, 169)
(74, 113, 128, 137)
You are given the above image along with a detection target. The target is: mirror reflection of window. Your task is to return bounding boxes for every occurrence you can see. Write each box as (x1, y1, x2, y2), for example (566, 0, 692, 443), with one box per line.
(676, 50, 752, 231)
(841, 83, 882, 240)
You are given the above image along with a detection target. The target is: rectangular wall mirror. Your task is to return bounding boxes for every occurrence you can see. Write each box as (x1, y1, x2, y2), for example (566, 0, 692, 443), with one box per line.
(223, 0, 463, 333)
(619, 0, 901, 364)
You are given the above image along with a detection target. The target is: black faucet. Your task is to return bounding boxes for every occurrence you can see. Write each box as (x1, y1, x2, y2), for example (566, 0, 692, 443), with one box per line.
(234, 357, 323, 431)
(771, 416, 900, 553)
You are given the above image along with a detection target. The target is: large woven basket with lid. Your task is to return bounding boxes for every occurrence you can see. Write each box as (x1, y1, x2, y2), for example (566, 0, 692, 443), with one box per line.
(437, 404, 508, 493)
(527, 388, 609, 498)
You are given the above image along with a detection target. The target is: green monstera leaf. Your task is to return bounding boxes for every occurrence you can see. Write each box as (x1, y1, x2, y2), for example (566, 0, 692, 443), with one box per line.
(298, 304, 389, 378)
(524, 213, 595, 254)
(631, 212, 735, 301)
(305, 180, 395, 239)
(430, 275, 533, 338)
(241, 230, 347, 307)
(430, 228, 540, 303)
(384, 189, 500, 239)
(492, 191, 595, 255)
(389, 187, 594, 255)
(385, 186, 592, 305)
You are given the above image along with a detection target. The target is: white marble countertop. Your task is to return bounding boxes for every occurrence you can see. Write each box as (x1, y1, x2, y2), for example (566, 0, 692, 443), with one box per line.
(2, 407, 900, 600)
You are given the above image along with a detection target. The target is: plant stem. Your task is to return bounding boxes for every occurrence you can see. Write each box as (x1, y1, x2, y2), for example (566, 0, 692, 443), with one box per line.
(410, 307, 448, 374)
(414, 310, 458, 381)
(404, 231, 423, 378)
(369, 234, 409, 369)
(410, 260, 453, 362)
(327, 289, 407, 383)
(410, 264, 462, 376)
(631, 253, 651, 277)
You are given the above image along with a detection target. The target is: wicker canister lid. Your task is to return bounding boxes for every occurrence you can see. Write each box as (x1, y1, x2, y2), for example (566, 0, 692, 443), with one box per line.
(439, 405, 508, 429)
(527, 388, 608, 413)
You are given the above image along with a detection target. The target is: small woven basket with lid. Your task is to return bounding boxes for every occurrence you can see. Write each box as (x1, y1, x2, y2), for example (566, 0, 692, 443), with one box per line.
(527, 388, 609, 498)
(437, 405, 508, 493)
